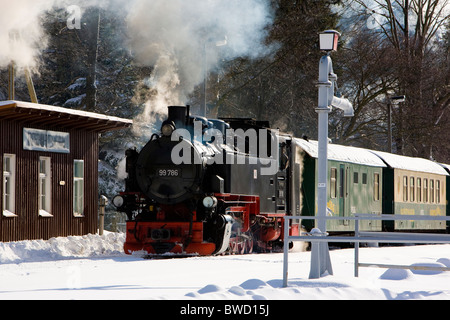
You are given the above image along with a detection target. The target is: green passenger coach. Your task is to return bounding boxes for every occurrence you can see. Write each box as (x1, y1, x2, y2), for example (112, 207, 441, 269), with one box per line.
(295, 139, 386, 233)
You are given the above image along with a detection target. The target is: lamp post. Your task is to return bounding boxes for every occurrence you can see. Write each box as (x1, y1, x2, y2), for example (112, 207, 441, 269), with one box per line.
(387, 95, 406, 153)
(316, 30, 353, 231)
(310, 30, 354, 279)
(202, 37, 227, 118)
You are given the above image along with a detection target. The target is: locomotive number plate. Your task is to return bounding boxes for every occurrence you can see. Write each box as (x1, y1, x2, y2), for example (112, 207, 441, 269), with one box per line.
(156, 168, 181, 177)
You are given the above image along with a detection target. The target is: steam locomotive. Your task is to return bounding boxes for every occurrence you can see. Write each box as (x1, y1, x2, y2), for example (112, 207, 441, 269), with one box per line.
(113, 105, 450, 256)
(113, 105, 301, 255)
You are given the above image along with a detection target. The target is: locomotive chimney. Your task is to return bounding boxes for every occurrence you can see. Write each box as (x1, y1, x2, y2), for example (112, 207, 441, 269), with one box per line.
(168, 106, 189, 129)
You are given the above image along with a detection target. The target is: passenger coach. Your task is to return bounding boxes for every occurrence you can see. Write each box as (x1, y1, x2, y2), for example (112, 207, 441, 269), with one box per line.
(294, 138, 386, 233)
(372, 151, 448, 232)
(294, 139, 449, 234)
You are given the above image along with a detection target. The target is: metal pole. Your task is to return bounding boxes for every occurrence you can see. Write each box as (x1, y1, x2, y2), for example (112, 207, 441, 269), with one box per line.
(99, 195, 108, 236)
(202, 43, 207, 118)
(309, 54, 334, 279)
(24, 68, 38, 103)
(8, 62, 15, 100)
(316, 110, 330, 231)
(387, 102, 392, 153)
(283, 218, 289, 287)
(354, 216, 360, 277)
(316, 54, 333, 232)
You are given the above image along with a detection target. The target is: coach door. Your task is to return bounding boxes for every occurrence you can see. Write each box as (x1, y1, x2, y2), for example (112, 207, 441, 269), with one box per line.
(339, 164, 349, 225)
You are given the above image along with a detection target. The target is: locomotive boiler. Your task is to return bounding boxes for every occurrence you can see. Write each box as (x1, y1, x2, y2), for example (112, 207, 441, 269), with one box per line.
(113, 106, 301, 256)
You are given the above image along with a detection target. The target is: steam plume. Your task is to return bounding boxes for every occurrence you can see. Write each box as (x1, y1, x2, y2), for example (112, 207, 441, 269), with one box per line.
(0, 0, 55, 70)
(126, 0, 275, 134)
(0, 0, 275, 133)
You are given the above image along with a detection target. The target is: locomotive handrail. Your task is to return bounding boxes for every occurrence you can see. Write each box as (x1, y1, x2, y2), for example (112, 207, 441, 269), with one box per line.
(282, 214, 450, 287)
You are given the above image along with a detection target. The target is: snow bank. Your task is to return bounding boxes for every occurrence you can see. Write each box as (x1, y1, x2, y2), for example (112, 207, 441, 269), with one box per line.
(0, 234, 449, 300)
(0, 232, 125, 264)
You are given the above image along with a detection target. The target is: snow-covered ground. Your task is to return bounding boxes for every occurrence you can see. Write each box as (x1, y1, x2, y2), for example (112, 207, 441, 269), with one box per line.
(0, 232, 449, 301)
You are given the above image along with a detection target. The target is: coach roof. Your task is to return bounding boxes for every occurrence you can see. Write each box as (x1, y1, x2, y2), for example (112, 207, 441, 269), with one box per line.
(294, 138, 386, 167)
(371, 150, 449, 176)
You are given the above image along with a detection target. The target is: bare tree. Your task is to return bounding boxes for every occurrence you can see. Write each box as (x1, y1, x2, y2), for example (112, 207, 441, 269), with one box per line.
(340, 0, 449, 158)
(214, 0, 341, 138)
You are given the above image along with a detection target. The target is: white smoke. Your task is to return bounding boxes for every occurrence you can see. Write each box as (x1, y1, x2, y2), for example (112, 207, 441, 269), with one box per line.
(0, 0, 111, 70)
(0, 0, 54, 70)
(0, 0, 275, 130)
(126, 0, 276, 133)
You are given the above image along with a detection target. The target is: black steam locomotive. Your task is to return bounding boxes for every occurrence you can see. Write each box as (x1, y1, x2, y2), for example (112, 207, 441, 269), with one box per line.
(113, 106, 301, 255)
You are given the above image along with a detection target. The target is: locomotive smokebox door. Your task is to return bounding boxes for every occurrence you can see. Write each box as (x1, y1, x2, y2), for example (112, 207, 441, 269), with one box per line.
(135, 137, 204, 205)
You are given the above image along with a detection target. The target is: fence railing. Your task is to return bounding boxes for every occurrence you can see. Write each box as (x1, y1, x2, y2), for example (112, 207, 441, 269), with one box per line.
(283, 214, 450, 287)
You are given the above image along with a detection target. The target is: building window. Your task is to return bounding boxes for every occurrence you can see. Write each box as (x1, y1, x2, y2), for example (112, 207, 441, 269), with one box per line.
(410, 177, 415, 202)
(374, 173, 380, 201)
(3, 154, 16, 217)
(424, 179, 428, 203)
(73, 160, 84, 217)
(417, 178, 422, 203)
(39, 157, 52, 217)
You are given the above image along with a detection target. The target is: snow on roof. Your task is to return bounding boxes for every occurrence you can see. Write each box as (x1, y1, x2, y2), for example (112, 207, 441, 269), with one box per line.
(370, 150, 449, 176)
(0, 100, 133, 132)
(293, 138, 387, 167)
(439, 163, 450, 173)
(0, 100, 133, 124)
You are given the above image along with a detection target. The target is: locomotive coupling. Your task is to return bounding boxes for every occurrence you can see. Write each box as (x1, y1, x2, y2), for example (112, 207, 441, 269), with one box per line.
(150, 228, 171, 241)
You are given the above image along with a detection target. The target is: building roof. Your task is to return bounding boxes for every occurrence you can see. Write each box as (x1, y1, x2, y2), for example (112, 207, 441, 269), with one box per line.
(0, 100, 133, 133)
(370, 150, 448, 176)
(294, 138, 387, 167)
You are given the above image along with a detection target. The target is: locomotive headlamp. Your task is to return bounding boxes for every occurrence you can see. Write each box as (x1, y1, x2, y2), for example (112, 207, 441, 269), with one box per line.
(202, 196, 217, 209)
(161, 122, 176, 137)
(319, 30, 340, 52)
(112, 195, 124, 208)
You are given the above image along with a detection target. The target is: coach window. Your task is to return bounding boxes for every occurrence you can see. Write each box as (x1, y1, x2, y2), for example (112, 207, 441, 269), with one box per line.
(403, 176, 408, 202)
(423, 179, 428, 203)
(2, 154, 16, 217)
(330, 168, 337, 198)
(374, 173, 380, 201)
(410, 177, 415, 202)
(430, 179, 435, 203)
(436, 180, 440, 204)
(39, 157, 52, 217)
(417, 178, 422, 202)
(353, 172, 359, 184)
(73, 160, 84, 217)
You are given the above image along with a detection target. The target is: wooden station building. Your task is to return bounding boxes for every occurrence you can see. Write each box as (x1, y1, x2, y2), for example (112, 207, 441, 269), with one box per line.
(0, 100, 132, 242)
